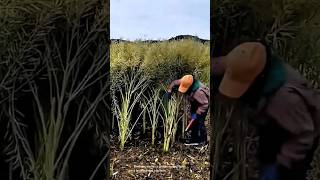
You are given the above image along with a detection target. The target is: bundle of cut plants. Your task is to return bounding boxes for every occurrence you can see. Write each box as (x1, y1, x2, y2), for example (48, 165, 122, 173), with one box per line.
(210, 94, 248, 180)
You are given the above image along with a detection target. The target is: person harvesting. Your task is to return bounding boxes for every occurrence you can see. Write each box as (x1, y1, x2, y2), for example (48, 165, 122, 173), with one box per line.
(165, 74, 210, 146)
(213, 41, 320, 180)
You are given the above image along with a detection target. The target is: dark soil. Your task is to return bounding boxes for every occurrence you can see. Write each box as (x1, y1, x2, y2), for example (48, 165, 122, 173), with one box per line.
(109, 121, 259, 179)
(110, 135, 210, 180)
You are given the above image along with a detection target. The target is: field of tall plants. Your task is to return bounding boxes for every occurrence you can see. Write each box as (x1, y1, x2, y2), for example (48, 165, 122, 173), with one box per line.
(110, 39, 211, 179)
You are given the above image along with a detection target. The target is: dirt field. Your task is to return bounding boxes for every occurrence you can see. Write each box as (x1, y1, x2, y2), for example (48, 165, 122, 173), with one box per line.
(110, 134, 210, 180)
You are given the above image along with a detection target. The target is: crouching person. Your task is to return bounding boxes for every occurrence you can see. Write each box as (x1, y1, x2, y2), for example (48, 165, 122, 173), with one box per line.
(165, 75, 210, 146)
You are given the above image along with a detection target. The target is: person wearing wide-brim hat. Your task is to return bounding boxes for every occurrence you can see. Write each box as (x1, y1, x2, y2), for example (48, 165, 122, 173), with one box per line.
(165, 74, 210, 146)
(213, 41, 320, 180)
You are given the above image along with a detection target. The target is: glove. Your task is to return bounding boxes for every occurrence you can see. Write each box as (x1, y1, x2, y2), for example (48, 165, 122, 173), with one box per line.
(191, 113, 198, 120)
(164, 92, 172, 100)
(260, 163, 279, 180)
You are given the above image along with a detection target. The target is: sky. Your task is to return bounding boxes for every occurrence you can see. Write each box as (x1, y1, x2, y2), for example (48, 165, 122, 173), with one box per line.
(110, 0, 210, 41)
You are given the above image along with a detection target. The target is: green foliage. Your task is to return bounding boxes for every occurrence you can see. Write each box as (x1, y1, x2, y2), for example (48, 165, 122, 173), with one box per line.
(144, 88, 162, 146)
(161, 93, 183, 153)
(110, 39, 209, 152)
(142, 40, 210, 85)
(111, 40, 210, 86)
(112, 69, 150, 150)
(212, 0, 320, 88)
(0, 0, 109, 179)
(110, 42, 147, 75)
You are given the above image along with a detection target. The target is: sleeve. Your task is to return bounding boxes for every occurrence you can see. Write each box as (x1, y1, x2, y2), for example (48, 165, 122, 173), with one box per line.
(266, 89, 315, 169)
(168, 79, 181, 93)
(193, 89, 209, 115)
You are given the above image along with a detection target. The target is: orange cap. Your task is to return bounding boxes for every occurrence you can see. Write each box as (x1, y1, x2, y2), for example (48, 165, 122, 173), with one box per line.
(219, 42, 267, 98)
(179, 75, 193, 93)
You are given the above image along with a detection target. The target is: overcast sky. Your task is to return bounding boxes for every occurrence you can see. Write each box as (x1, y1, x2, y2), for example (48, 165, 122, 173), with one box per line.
(110, 0, 210, 40)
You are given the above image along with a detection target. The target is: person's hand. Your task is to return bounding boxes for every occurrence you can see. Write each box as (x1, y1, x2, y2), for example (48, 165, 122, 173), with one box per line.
(260, 163, 279, 180)
(164, 92, 172, 100)
(191, 113, 198, 121)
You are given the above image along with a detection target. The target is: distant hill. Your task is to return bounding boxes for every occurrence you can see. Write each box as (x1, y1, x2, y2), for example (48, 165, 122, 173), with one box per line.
(167, 35, 209, 43)
(111, 35, 209, 44)
(110, 39, 130, 43)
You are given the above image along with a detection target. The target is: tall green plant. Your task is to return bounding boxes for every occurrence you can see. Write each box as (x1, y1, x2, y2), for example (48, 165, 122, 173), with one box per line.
(161, 93, 183, 152)
(144, 88, 162, 146)
(139, 98, 148, 135)
(0, 0, 109, 179)
(211, 98, 255, 180)
(111, 40, 210, 86)
(112, 69, 149, 150)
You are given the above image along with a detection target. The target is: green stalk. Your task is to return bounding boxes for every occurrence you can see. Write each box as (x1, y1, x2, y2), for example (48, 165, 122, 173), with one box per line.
(112, 69, 149, 151)
(211, 95, 250, 180)
(160, 93, 182, 152)
(211, 96, 236, 180)
(145, 88, 162, 146)
(142, 103, 146, 134)
(182, 98, 188, 139)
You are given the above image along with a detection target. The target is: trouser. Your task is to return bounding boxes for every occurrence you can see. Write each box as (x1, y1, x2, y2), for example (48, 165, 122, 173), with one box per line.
(190, 112, 208, 143)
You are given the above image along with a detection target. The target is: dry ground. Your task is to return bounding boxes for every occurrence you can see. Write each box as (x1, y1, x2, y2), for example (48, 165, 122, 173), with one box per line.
(110, 135, 210, 180)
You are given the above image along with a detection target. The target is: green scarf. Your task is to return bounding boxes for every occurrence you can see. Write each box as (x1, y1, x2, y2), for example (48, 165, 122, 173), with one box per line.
(186, 79, 201, 94)
(247, 54, 287, 119)
(260, 54, 287, 97)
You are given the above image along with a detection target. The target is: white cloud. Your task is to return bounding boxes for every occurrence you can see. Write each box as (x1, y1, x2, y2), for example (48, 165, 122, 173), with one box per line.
(110, 0, 210, 40)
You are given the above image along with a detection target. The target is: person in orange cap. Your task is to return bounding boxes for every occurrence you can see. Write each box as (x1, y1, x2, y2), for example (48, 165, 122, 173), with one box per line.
(213, 40, 320, 180)
(165, 75, 210, 146)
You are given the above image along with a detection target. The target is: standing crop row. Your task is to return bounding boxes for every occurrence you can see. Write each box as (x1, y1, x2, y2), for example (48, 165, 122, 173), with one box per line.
(111, 70, 186, 152)
(112, 69, 149, 150)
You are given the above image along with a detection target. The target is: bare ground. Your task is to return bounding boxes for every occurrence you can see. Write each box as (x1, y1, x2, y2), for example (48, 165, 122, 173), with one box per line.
(110, 135, 210, 180)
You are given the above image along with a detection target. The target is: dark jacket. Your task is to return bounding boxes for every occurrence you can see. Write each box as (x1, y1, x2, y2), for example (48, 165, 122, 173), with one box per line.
(256, 63, 320, 172)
